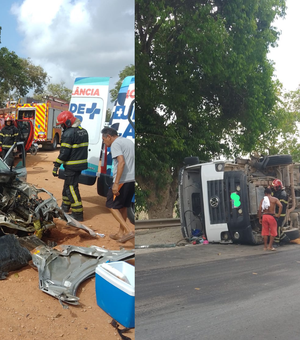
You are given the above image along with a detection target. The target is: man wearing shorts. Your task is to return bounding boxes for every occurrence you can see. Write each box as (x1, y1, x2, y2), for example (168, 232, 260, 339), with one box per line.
(101, 127, 135, 243)
(258, 188, 282, 251)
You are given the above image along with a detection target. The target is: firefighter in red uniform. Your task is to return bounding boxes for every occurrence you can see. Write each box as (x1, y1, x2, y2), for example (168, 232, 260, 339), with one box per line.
(52, 111, 89, 222)
(0, 115, 19, 166)
(271, 179, 290, 246)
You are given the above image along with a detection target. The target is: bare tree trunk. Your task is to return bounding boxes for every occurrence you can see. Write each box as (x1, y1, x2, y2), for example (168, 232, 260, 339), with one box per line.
(137, 171, 179, 219)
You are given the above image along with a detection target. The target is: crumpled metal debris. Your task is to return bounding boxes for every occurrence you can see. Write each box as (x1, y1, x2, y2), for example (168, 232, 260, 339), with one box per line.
(31, 244, 135, 307)
(0, 174, 98, 238)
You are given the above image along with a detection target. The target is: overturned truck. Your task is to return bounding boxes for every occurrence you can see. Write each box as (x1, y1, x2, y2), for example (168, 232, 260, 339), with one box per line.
(178, 155, 300, 245)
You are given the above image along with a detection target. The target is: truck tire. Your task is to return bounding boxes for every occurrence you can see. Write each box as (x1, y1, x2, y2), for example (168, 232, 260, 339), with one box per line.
(284, 228, 300, 241)
(183, 157, 199, 166)
(52, 134, 59, 150)
(127, 202, 135, 224)
(258, 155, 292, 169)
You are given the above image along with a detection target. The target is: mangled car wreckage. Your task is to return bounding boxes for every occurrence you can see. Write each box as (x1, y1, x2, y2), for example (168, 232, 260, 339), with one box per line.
(0, 142, 95, 238)
(0, 144, 135, 307)
(179, 154, 300, 245)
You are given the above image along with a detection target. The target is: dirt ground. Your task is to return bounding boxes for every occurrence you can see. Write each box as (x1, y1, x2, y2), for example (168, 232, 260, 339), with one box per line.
(0, 149, 135, 340)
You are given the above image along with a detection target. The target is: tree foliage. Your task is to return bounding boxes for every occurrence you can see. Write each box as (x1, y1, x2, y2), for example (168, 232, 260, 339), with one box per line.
(0, 47, 48, 105)
(110, 64, 135, 103)
(135, 0, 286, 218)
(255, 84, 300, 161)
(33, 81, 72, 102)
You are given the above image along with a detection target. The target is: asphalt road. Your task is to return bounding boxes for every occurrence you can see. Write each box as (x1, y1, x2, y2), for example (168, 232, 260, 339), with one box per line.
(135, 243, 300, 340)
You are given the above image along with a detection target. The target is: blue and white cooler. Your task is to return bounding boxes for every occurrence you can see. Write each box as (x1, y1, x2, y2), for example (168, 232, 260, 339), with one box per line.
(95, 261, 135, 328)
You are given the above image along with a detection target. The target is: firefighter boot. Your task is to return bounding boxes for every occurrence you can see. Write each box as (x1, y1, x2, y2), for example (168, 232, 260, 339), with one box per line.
(69, 212, 84, 222)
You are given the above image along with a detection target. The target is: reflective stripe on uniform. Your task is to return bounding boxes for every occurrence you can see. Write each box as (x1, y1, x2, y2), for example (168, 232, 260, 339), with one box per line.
(71, 206, 83, 212)
(0, 133, 18, 137)
(69, 185, 83, 212)
(70, 185, 79, 204)
(61, 142, 89, 149)
(55, 158, 87, 165)
(62, 196, 71, 205)
(64, 159, 87, 165)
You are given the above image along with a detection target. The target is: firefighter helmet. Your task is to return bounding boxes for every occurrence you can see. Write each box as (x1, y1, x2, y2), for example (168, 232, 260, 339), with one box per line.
(272, 179, 283, 191)
(5, 115, 13, 122)
(56, 111, 76, 127)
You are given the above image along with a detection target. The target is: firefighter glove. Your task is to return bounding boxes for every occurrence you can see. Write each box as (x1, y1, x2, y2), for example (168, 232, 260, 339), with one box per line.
(52, 167, 59, 177)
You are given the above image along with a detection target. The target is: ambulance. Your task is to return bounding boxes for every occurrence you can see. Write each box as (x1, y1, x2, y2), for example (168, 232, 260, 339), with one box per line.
(59, 76, 135, 223)
(98, 76, 135, 223)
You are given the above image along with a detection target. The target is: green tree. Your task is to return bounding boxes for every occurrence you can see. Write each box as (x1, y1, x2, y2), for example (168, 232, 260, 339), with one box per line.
(110, 64, 135, 103)
(106, 108, 112, 122)
(33, 81, 72, 102)
(254, 84, 300, 160)
(0, 47, 48, 105)
(135, 0, 286, 218)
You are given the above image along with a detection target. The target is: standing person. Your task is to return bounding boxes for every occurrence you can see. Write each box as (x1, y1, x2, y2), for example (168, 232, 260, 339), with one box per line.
(101, 127, 135, 243)
(271, 179, 290, 246)
(0, 115, 19, 167)
(52, 111, 88, 222)
(258, 187, 282, 251)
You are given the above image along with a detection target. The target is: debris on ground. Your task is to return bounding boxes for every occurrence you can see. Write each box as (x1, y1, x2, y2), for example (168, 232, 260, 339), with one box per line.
(0, 234, 32, 279)
(31, 244, 135, 307)
(110, 319, 132, 340)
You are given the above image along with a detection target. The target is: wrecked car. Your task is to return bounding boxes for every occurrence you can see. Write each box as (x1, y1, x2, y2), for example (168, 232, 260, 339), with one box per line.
(178, 154, 300, 245)
(0, 141, 95, 238)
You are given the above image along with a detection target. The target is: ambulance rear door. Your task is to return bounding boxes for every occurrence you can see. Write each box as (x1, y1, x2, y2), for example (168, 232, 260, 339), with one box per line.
(68, 77, 110, 185)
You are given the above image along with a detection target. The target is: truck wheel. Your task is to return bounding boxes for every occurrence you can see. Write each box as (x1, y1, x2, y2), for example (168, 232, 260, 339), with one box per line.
(52, 135, 59, 150)
(284, 228, 300, 241)
(258, 155, 292, 169)
(127, 202, 135, 224)
(183, 157, 199, 166)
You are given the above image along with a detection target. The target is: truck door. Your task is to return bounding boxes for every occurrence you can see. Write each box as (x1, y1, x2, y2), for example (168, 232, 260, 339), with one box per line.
(15, 120, 34, 151)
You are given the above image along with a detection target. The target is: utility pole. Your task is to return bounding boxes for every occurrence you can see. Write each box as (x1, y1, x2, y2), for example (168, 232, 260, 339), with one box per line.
(0, 26, 2, 44)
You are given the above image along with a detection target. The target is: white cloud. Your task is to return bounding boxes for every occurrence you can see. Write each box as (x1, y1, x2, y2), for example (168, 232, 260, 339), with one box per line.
(11, 0, 134, 101)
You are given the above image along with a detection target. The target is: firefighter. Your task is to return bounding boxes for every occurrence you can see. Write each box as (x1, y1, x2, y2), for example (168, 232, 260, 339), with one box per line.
(271, 179, 290, 246)
(0, 115, 19, 167)
(52, 111, 89, 222)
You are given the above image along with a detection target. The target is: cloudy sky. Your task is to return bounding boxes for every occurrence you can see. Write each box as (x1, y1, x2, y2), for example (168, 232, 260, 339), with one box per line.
(267, 0, 300, 92)
(0, 0, 299, 98)
(0, 0, 134, 105)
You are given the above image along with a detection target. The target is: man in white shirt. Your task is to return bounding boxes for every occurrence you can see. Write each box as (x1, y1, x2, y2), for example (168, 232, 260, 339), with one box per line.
(101, 127, 135, 243)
